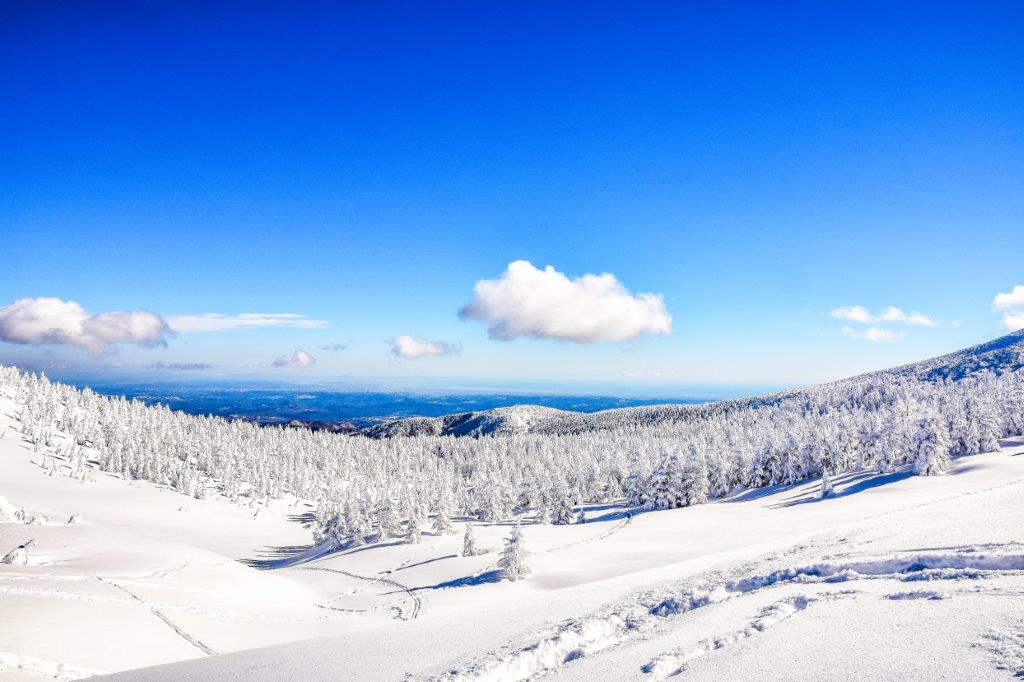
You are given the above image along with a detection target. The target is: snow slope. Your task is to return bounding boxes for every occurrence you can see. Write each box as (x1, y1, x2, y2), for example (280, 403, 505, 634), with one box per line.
(1, 341, 1023, 680)
(83, 439, 1024, 681)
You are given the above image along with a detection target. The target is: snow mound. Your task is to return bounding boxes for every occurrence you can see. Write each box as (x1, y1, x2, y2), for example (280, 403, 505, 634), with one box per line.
(0, 495, 21, 523)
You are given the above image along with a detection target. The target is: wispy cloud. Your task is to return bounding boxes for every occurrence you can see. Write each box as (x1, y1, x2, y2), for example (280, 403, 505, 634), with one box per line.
(841, 326, 905, 343)
(390, 335, 460, 359)
(151, 362, 212, 371)
(271, 349, 316, 367)
(167, 313, 329, 333)
(993, 285, 1024, 331)
(0, 297, 172, 355)
(830, 305, 936, 326)
(460, 260, 671, 343)
(321, 343, 348, 351)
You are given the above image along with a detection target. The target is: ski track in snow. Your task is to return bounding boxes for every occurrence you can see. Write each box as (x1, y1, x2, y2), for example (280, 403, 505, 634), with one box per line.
(535, 511, 633, 557)
(642, 592, 852, 679)
(435, 547, 1024, 682)
(0, 650, 104, 681)
(316, 538, 454, 603)
(306, 566, 422, 620)
(0, 585, 351, 623)
(461, 512, 634, 585)
(103, 579, 221, 656)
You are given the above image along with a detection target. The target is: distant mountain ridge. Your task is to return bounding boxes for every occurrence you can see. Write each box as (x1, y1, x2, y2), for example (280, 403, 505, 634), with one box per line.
(365, 330, 1024, 438)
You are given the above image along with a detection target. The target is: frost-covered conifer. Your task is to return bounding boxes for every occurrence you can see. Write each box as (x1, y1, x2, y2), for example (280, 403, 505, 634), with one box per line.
(553, 497, 575, 525)
(2, 539, 34, 565)
(913, 413, 952, 476)
(404, 519, 421, 544)
(682, 452, 710, 506)
(432, 506, 454, 535)
(462, 523, 480, 557)
(648, 454, 685, 510)
(497, 522, 530, 582)
(819, 468, 833, 498)
(534, 498, 552, 524)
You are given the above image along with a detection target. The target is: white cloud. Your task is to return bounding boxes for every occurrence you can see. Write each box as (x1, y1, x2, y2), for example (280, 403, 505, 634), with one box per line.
(841, 326, 905, 343)
(993, 285, 1024, 331)
(167, 313, 329, 333)
(877, 306, 936, 326)
(459, 260, 672, 343)
(992, 285, 1024, 311)
(0, 297, 171, 355)
(271, 349, 316, 367)
(829, 305, 874, 324)
(1002, 313, 1024, 332)
(390, 335, 460, 359)
(830, 305, 935, 326)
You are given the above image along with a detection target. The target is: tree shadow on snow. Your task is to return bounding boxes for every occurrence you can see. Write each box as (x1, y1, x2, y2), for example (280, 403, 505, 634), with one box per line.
(587, 507, 636, 523)
(416, 568, 503, 590)
(723, 482, 802, 504)
(241, 543, 319, 569)
(395, 553, 458, 572)
(769, 470, 914, 508)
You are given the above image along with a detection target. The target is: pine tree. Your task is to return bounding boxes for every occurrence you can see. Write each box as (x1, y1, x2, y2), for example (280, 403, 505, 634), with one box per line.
(648, 454, 685, 510)
(404, 519, 421, 544)
(497, 522, 530, 582)
(432, 506, 454, 535)
(553, 497, 575, 525)
(682, 452, 710, 506)
(913, 413, 952, 476)
(976, 401, 1003, 453)
(376, 505, 400, 540)
(819, 467, 833, 498)
(2, 539, 34, 565)
(462, 523, 480, 557)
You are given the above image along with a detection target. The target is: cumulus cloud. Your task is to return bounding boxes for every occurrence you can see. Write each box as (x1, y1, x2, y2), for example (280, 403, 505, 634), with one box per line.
(830, 305, 936, 326)
(0, 297, 171, 355)
(167, 313, 329, 333)
(459, 260, 672, 343)
(993, 285, 1024, 311)
(993, 285, 1024, 331)
(841, 326, 905, 343)
(1002, 313, 1024, 332)
(151, 362, 212, 371)
(271, 349, 316, 367)
(829, 305, 874, 324)
(321, 343, 348, 351)
(390, 335, 460, 359)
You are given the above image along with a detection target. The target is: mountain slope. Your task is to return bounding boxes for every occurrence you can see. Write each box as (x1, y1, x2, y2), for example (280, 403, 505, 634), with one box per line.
(366, 330, 1024, 438)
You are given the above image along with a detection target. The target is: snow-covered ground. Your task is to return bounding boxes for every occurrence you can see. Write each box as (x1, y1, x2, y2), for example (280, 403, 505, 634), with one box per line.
(2, 392, 1023, 680)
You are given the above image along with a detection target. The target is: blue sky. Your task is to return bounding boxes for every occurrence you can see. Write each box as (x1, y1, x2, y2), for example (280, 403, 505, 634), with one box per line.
(1, 3, 1022, 393)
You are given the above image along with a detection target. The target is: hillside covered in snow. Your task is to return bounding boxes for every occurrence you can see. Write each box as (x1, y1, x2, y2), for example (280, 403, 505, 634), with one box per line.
(366, 330, 1024, 438)
(0, 331, 1023, 680)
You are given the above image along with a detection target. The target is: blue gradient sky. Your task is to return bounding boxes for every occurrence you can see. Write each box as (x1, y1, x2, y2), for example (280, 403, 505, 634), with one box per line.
(1, 3, 1022, 392)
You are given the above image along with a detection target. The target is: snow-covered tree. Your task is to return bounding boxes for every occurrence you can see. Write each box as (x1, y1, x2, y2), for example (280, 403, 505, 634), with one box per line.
(2, 539, 34, 565)
(648, 454, 685, 510)
(404, 519, 421, 544)
(497, 522, 530, 582)
(552, 496, 575, 525)
(462, 523, 480, 557)
(819, 468, 833, 498)
(913, 413, 952, 476)
(682, 451, 710, 506)
(432, 506, 454, 535)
